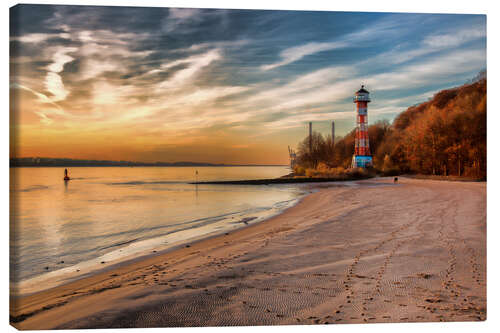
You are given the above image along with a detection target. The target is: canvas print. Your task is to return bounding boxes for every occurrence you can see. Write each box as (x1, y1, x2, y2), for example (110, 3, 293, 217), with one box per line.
(9, 4, 486, 329)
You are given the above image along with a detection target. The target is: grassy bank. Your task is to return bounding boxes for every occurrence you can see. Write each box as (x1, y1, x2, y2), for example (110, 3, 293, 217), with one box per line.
(193, 167, 374, 185)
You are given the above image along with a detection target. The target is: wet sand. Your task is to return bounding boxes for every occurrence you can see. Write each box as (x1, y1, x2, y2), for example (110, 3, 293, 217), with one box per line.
(10, 177, 486, 329)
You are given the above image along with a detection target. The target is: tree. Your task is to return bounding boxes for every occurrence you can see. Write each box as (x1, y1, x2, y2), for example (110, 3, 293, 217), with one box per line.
(296, 131, 328, 169)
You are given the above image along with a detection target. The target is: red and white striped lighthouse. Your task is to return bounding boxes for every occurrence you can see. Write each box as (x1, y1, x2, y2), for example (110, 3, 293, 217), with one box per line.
(351, 85, 373, 168)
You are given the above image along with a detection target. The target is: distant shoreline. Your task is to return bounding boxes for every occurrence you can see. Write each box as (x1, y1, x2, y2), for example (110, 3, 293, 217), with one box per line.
(10, 157, 288, 168)
(10, 165, 288, 168)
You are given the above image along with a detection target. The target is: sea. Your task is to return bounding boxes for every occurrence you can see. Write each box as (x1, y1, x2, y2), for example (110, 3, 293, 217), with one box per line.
(10, 166, 308, 295)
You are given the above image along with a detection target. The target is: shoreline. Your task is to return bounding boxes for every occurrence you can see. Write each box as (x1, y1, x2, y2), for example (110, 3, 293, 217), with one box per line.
(11, 188, 308, 297)
(192, 176, 372, 185)
(11, 182, 318, 325)
(11, 177, 486, 329)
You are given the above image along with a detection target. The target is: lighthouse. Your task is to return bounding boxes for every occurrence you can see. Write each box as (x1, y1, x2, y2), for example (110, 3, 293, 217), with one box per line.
(351, 85, 373, 168)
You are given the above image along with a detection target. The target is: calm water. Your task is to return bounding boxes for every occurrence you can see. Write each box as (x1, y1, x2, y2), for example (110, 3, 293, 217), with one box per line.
(10, 166, 306, 291)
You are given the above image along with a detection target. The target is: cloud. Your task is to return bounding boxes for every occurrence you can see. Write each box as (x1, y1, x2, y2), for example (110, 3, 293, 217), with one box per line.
(263, 108, 354, 130)
(10, 83, 73, 125)
(237, 46, 485, 131)
(11, 32, 70, 43)
(80, 59, 120, 81)
(73, 30, 152, 80)
(260, 15, 408, 71)
(9, 7, 486, 162)
(423, 26, 486, 49)
(11, 83, 54, 105)
(156, 49, 221, 91)
(261, 41, 346, 71)
(162, 8, 204, 34)
(177, 86, 249, 106)
(45, 72, 70, 102)
(92, 81, 138, 106)
(366, 49, 485, 91)
(47, 47, 77, 72)
(250, 66, 352, 104)
(373, 26, 487, 66)
(169, 8, 202, 20)
(34, 108, 67, 125)
(44, 46, 77, 101)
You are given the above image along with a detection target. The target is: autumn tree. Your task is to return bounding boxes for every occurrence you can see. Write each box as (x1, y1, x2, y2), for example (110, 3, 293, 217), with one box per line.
(293, 73, 486, 179)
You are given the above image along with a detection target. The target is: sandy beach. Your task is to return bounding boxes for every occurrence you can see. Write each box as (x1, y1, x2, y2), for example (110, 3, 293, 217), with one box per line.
(10, 177, 486, 329)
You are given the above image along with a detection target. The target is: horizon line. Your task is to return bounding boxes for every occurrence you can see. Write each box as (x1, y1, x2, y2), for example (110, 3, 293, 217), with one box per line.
(10, 157, 288, 167)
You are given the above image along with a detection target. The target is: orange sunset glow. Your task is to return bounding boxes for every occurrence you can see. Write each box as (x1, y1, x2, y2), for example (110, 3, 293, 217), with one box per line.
(10, 6, 486, 164)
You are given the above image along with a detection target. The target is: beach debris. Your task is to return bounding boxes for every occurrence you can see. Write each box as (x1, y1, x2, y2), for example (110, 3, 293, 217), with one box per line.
(425, 298, 442, 303)
(417, 273, 433, 279)
(235, 217, 257, 225)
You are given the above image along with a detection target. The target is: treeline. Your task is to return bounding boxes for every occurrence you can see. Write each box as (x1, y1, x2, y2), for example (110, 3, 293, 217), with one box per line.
(10, 157, 224, 167)
(295, 74, 486, 179)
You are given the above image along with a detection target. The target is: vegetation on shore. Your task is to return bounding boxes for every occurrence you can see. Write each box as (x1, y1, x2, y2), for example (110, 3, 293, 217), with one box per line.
(193, 168, 374, 185)
(293, 72, 486, 180)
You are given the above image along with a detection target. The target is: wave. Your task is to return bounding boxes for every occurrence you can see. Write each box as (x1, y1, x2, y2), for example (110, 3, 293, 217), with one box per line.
(106, 180, 187, 185)
(13, 185, 50, 192)
(99, 238, 141, 250)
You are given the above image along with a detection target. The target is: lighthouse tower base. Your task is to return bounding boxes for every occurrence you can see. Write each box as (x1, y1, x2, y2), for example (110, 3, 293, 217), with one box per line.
(351, 155, 373, 168)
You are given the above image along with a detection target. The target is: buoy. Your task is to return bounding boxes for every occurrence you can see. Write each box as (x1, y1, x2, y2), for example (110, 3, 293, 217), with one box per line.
(64, 168, 70, 181)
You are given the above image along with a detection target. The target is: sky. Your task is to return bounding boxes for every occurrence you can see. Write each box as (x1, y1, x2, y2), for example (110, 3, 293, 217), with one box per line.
(9, 5, 486, 164)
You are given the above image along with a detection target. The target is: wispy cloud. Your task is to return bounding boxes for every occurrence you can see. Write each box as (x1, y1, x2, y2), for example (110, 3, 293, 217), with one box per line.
(162, 8, 203, 33)
(261, 41, 346, 71)
(260, 14, 411, 71)
(11, 32, 70, 43)
(372, 26, 486, 66)
(156, 49, 221, 91)
(9, 6, 486, 163)
(44, 46, 77, 101)
(423, 26, 486, 49)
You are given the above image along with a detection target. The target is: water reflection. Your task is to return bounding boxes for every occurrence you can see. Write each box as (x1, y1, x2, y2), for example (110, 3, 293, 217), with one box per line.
(11, 166, 300, 283)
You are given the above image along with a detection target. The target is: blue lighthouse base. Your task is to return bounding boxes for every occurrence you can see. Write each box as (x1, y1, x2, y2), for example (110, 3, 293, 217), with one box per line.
(351, 155, 373, 168)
